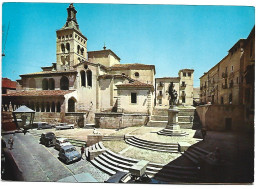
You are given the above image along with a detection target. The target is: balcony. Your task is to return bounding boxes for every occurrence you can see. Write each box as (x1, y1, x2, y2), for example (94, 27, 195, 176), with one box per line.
(222, 72, 228, 78)
(222, 83, 228, 89)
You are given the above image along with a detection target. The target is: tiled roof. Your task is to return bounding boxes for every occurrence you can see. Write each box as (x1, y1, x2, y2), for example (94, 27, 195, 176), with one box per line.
(2, 78, 17, 89)
(110, 63, 155, 70)
(88, 49, 121, 61)
(20, 70, 77, 77)
(116, 80, 153, 88)
(2, 90, 75, 97)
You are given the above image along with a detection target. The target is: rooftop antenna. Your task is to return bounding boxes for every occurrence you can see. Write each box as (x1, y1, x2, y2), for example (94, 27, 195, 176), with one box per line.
(2, 22, 10, 57)
(103, 42, 106, 50)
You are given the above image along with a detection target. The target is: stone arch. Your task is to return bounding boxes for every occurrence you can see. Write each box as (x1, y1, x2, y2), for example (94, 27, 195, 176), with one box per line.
(29, 78, 36, 89)
(42, 78, 49, 90)
(49, 78, 55, 90)
(57, 102, 61, 112)
(35, 102, 40, 112)
(51, 102, 55, 112)
(87, 70, 92, 87)
(46, 102, 50, 112)
(40, 102, 45, 112)
(60, 76, 69, 90)
(80, 70, 86, 87)
(68, 97, 76, 112)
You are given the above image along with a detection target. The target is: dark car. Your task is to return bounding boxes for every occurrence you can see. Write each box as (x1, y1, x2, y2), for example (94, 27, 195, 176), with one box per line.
(58, 145, 81, 164)
(39, 132, 56, 147)
(37, 122, 53, 130)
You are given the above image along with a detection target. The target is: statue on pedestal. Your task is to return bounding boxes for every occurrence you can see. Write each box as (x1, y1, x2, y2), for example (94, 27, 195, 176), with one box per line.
(168, 82, 178, 107)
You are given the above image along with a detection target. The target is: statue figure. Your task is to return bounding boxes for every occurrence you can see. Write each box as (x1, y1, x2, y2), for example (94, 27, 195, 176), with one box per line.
(168, 82, 178, 107)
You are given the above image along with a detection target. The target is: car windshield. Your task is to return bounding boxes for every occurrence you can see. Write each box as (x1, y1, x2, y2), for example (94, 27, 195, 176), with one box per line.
(65, 147, 76, 153)
(46, 133, 54, 137)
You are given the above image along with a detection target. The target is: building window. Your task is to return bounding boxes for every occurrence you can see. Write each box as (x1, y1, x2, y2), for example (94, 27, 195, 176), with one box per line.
(159, 99, 162, 105)
(188, 72, 191, 77)
(46, 102, 50, 112)
(183, 72, 186, 77)
(182, 81, 185, 87)
(61, 44, 65, 53)
(84, 64, 88, 69)
(81, 48, 84, 56)
(80, 71, 86, 87)
(87, 70, 92, 87)
(159, 91, 162, 96)
(231, 66, 234, 72)
(221, 97, 224, 104)
(182, 97, 186, 103)
(77, 45, 80, 54)
(42, 78, 48, 90)
(229, 93, 232, 104)
(70, 34, 72, 38)
(134, 72, 139, 77)
(48, 78, 55, 90)
(131, 93, 137, 104)
(66, 43, 70, 52)
(51, 102, 55, 112)
(68, 98, 76, 112)
(60, 76, 69, 90)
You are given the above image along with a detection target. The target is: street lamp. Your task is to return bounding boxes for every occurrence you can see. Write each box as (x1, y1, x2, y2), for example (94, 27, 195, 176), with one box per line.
(12, 105, 35, 131)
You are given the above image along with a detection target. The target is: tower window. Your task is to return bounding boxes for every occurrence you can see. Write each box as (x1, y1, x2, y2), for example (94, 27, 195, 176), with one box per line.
(77, 45, 80, 54)
(131, 93, 137, 104)
(61, 44, 65, 53)
(81, 48, 84, 55)
(183, 72, 186, 77)
(80, 71, 86, 87)
(70, 34, 72, 38)
(66, 43, 70, 52)
(188, 72, 191, 77)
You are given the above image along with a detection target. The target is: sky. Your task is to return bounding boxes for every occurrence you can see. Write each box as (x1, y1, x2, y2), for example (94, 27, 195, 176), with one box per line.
(1, 2, 255, 87)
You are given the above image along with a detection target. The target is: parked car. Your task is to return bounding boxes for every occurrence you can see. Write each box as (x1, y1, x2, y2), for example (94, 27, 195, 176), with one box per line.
(37, 122, 53, 130)
(54, 138, 72, 151)
(39, 132, 56, 147)
(58, 145, 81, 164)
(55, 123, 74, 130)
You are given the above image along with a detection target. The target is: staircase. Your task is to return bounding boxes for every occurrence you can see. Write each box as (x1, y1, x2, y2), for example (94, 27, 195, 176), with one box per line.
(147, 107, 196, 129)
(182, 146, 210, 165)
(125, 136, 179, 153)
(87, 142, 199, 183)
(102, 135, 125, 141)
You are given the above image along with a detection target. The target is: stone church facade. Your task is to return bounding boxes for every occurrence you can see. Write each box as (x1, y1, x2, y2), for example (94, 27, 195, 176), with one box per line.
(2, 4, 196, 129)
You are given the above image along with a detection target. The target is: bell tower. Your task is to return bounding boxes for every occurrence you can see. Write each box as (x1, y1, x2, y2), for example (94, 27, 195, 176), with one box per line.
(56, 3, 87, 71)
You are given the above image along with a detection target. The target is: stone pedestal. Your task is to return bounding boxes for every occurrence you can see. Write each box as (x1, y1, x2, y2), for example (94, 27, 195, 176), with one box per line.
(87, 134, 103, 147)
(157, 106, 187, 136)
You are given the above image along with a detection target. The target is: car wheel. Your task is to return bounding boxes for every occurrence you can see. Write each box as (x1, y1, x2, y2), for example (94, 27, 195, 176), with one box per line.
(70, 126, 73, 129)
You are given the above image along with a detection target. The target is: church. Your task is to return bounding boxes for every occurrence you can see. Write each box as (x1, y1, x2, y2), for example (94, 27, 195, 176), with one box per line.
(2, 4, 194, 129)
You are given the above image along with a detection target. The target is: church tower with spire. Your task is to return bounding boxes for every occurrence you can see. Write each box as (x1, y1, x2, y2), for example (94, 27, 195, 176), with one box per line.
(56, 3, 87, 71)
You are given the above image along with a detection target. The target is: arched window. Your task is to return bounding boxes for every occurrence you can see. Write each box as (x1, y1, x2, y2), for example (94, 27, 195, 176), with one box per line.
(66, 43, 70, 52)
(57, 102, 61, 112)
(87, 70, 92, 87)
(81, 48, 84, 55)
(61, 44, 65, 53)
(68, 98, 76, 112)
(77, 45, 80, 54)
(42, 78, 48, 90)
(51, 102, 55, 112)
(29, 78, 36, 89)
(46, 102, 50, 112)
(60, 76, 69, 90)
(80, 71, 86, 87)
(49, 78, 55, 90)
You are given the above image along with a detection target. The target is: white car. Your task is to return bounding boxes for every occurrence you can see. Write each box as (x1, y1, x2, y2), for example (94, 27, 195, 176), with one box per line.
(55, 123, 74, 130)
(54, 138, 72, 151)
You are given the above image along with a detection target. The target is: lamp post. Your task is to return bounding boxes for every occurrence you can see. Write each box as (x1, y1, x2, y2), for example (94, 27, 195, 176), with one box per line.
(12, 105, 35, 132)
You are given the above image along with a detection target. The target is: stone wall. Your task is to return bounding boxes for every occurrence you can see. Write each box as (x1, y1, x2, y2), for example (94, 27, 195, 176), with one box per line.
(95, 112, 148, 129)
(196, 104, 245, 131)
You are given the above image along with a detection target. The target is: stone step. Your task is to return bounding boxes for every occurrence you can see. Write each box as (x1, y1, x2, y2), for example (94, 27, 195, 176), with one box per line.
(90, 159, 116, 175)
(125, 139, 178, 153)
(157, 130, 188, 136)
(98, 154, 131, 172)
(130, 136, 178, 147)
(95, 156, 128, 173)
(147, 120, 167, 127)
(103, 152, 134, 167)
